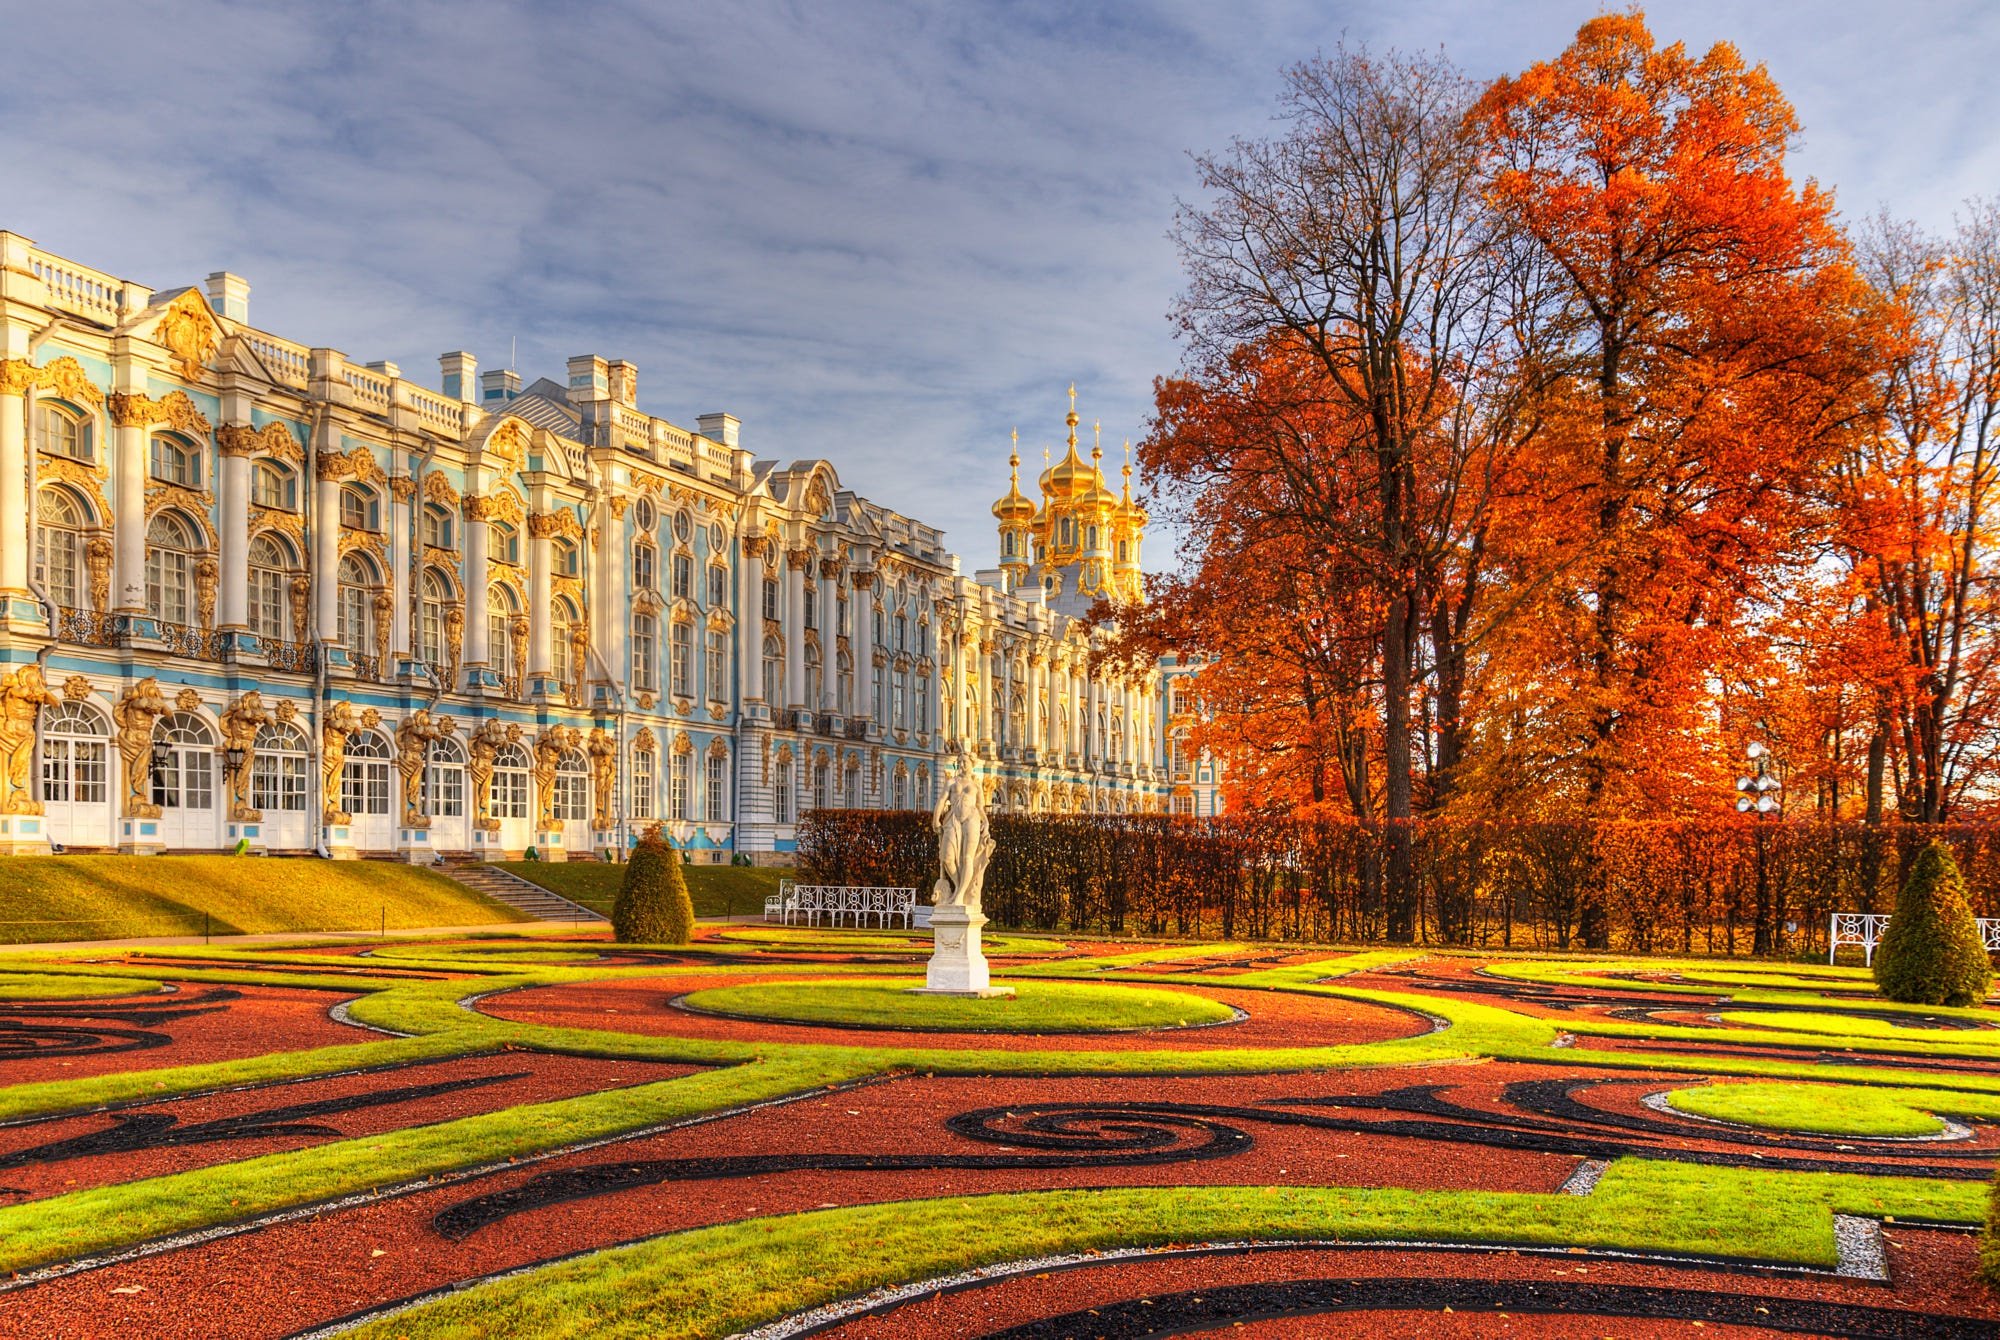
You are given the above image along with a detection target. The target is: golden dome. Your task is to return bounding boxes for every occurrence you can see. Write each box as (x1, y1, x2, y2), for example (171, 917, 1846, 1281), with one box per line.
(992, 431, 1037, 524)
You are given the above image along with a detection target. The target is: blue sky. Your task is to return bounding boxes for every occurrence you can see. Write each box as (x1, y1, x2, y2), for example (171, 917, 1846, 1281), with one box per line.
(5, 2, 1994, 568)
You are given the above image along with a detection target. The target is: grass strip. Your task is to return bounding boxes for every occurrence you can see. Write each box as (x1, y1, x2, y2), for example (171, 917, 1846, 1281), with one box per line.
(1665, 1080, 2000, 1138)
(680, 978, 1239, 1032)
(349, 1161, 1982, 1340)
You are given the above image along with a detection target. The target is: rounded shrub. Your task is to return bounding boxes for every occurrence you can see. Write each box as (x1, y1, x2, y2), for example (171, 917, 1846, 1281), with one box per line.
(612, 823, 696, 944)
(1873, 841, 1993, 1007)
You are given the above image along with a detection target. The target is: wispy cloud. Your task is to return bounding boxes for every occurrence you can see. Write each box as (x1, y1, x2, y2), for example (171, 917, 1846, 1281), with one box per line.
(3, 1, 1990, 561)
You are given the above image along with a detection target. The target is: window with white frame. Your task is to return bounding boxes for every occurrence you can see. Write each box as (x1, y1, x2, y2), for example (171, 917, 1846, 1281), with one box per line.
(670, 748, 691, 820)
(149, 434, 198, 487)
(705, 627, 726, 700)
(338, 555, 378, 656)
(762, 634, 782, 705)
(251, 722, 311, 812)
(553, 750, 589, 822)
(672, 551, 692, 600)
(422, 736, 466, 818)
(340, 485, 380, 532)
(707, 563, 728, 609)
(341, 731, 393, 815)
(632, 543, 657, 592)
(419, 570, 451, 666)
(35, 487, 85, 609)
(671, 621, 693, 697)
(491, 744, 531, 819)
(705, 750, 726, 822)
(630, 745, 656, 819)
(773, 755, 793, 823)
(37, 403, 90, 462)
(421, 503, 455, 549)
(145, 512, 199, 625)
(253, 461, 297, 510)
(40, 702, 107, 804)
(248, 535, 292, 640)
(631, 612, 659, 692)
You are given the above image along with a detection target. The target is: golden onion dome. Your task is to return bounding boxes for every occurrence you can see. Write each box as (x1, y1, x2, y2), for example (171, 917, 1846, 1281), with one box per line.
(992, 438, 1037, 523)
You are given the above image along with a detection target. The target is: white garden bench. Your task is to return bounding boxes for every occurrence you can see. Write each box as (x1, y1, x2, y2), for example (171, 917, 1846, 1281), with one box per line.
(764, 881, 920, 929)
(1829, 912, 2000, 965)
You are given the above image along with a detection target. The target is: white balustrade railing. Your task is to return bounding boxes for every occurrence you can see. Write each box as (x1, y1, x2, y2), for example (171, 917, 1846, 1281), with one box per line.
(763, 882, 919, 929)
(29, 248, 126, 321)
(242, 331, 311, 388)
(1829, 912, 2000, 965)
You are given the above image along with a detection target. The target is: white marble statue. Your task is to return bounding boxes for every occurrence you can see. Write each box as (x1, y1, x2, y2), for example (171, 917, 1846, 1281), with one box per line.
(932, 743, 994, 911)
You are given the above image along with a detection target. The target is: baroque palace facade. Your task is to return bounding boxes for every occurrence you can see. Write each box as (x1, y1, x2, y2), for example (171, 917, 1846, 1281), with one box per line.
(0, 233, 1219, 862)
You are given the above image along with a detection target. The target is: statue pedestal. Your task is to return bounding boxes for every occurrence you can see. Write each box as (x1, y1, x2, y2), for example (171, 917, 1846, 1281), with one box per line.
(0, 813, 52, 856)
(910, 903, 1014, 999)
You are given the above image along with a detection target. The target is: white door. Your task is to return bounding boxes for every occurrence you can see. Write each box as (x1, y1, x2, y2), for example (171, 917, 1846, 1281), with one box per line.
(558, 749, 591, 851)
(252, 721, 313, 850)
(493, 743, 533, 855)
(342, 729, 395, 852)
(40, 702, 113, 848)
(423, 738, 469, 852)
(152, 712, 218, 849)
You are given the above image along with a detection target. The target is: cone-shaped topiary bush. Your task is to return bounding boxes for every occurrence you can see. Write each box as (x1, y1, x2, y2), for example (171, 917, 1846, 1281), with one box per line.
(613, 823, 696, 944)
(1873, 841, 1993, 1007)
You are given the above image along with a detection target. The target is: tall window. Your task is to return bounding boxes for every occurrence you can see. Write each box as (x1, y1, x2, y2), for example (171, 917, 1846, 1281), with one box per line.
(891, 766, 906, 809)
(804, 640, 822, 708)
(843, 759, 861, 808)
(630, 744, 656, 819)
(916, 676, 929, 733)
(631, 613, 659, 692)
(421, 503, 454, 549)
(338, 555, 378, 656)
(762, 634, 783, 704)
(553, 601, 579, 695)
(37, 404, 90, 462)
(812, 757, 829, 810)
(772, 754, 793, 824)
(342, 731, 393, 816)
(837, 596, 849, 636)
(707, 564, 728, 609)
(705, 750, 727, 821)
(803, 583, 816, 630)
(422, 736, 466, 818)
(672, 552, 692, 600)
(340, 485, 380, 531)
(149, 434, 197, 486)
(671, 749, 691, 819)
(420, 570, 451, 666)
(253, 461, 297, 510)
(836, 650, 853, 715)
(248, 535, 291, 639)
(762, 578, 779, 621)
(35, 487, 84, 608)
(488, 586, 519, 684)
(633, 543, 657, 591)
(705, 628, 726, 700)
(251, 722, 310, 812)
(145, 513, 198, 625)
(40, 702, 107, 805)
(671, 621, 693, 697)
(554, 750, 589, 822)
(492, 744, 531, 819)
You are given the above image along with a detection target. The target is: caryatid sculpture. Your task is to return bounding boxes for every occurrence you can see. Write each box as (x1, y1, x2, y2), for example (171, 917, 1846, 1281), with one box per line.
(394, 710, 457, 828)
(218, 691, 276, 821)
(587, 726, 617, 827)
(0, 666, 60, 815)
(466, 718, 509, 832)
(321, 700, 360, 825)
(112, 677, 171, 818)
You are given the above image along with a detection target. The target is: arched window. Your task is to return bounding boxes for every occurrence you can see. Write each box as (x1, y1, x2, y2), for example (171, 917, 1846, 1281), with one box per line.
(145, 512, 200, 625)
(491, 743, 531, 819)
(804, 637, 822, 707)
(630, 741, 656, 819)
(705, 747, 728, 822)
(632, 542, 657, 591)
(252, 461, 297, 510)
(248, 534, 295, 640)
(554, 749, 589, 822)
(671, 747, 692, 819)
(554, 538, 580, 577)
(341, 730, 392, 817)
(488, 586, 520, 683)
(492, 520, 521, 565)
(37, 403, 91, 462)
(836, 650, 853, 715)
(419, 569, 451, 666)
(340, 485, 380, 531)
(421, 502, 454, 550)
(152, 712, 216, 811)
(762, 634, 783, 705)
(338, 554, 380, 657)
(705, 627, 727, 701)
(422, 735, 466, 818)
(251, 721, 310, 812)
(671, 621, 693, 697)
(35, 487, 86, 609)
(40, 701, 108, 805)
(149, 433, 198, 487)
(631, 612, 659, 692)
(1087, 524, 1098, 550)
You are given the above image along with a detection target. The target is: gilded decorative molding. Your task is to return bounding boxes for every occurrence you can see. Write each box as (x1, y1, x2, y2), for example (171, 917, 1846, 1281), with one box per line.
(371, 592, 393, 674)
(528, 509, 582, 540)
(388, 476, 416, 503)
(607, 495, 631, 520)
(252, 508, 305, 546)
(394, 711, 456, 828)
(288, 574, 310, 644)
(108, 389, 211, 437)
(61, 675, 93, 703)
(551, 576, 584, 608)
(632, 725, 656, 751)
(422, 544, 459, 570)
(786, 546, 814, 570)
(113, 678, 170, 818)
(86, 536, 112, 612)
(145, 482, 219, 545)
(218, 420, 302, 463)
(483, 489, 524, 526)
(337, 529, 387, 563)
(421, 471, 459, 508)
(568, 619, 589, 706)
(444, 607, 464, 681)
(0, 666, 59, 816)
(587, 726, 616, 825)
(317, 446, 385, 486)
(0, 360, 38, 397)
(194, 558, 219, 631)
(39, 455, 112, 522)
(530, 724, 579, 830)
(506, 616, 528, 699)
(152, 289, 220, 382)
(741, 534, 768, 560)
(218, 692, 274, 822)
(466, 718, 508, 831)
(485, 419, 527, 477)
(36, 356, 105, 406)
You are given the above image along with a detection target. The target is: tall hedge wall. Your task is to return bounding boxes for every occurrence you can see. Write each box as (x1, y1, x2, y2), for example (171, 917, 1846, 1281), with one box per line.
(795, 810, 2000, 955)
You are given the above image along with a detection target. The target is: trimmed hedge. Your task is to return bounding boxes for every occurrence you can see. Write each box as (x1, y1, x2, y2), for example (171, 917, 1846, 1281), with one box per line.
(1875, 842, 1993, 1006)
(612, 824, 696, 944)
(1983, 1163, 2000, 1290)
(797, 810, 2000, 957)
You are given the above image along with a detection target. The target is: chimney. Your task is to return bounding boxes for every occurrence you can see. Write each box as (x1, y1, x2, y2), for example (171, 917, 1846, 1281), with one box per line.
(204, 271, 251, 324)
(439, 351, 477, 403)
(566, 354, 608, 405)
(606, 359, 638, 407)
(480, 368, 521, 403)
(697, 411, 739, 448)
(364, 359, 400, 379)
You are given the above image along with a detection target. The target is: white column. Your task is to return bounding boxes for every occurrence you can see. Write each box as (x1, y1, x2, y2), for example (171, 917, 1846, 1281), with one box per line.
(854, 575, 874, 723)
(817, 563, 838, 711)
(218, 449, 249, 630)
(738, 539, 764, 702)
(463, 503, 489, 673)
(1025, 652, 1043, 754)
(975, 640, 992, 748)
(528, 525, 552, 677)
(113, 413, 148, 613)
(784, 552, 805, 710)
(313, 468, 340, 638)
(0, 374, 26, 597)
(388, 482, 411, 657)
(601, 501, 627, 700)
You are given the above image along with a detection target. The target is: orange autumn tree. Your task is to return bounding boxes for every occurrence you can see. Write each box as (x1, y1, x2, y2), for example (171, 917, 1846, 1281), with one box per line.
(1469, 12, 1877, 942)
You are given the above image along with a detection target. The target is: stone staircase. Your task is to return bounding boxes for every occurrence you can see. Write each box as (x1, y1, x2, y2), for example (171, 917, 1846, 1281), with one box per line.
(439, 859, 607, 924)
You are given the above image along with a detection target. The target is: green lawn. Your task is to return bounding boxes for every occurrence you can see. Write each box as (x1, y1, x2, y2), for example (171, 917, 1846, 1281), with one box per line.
(679, 977, 1240, 1032)
(0, 855, 527, 943)
(496, 861, 790, 919)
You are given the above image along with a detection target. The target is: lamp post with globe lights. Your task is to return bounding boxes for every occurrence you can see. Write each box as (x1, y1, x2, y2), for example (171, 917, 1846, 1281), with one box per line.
(1736, 741, 1783, 953)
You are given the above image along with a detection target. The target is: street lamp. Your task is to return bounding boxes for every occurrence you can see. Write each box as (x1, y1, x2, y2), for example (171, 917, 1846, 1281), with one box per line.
(1735, 740, 1784, 953)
